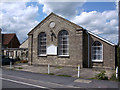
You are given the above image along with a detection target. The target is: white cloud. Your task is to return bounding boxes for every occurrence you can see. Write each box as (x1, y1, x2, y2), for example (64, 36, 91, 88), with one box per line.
(0, 1, 118, 44)
(39, 1, 118, 44)
(0, 2, 39, 43)
(72, 10, 118, 44)
(39, 0, 86, 18)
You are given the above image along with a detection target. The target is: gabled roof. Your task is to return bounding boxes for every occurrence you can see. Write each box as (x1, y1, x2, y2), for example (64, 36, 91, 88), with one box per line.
(19, 38, 28, 48)
(28, 12, 116, 46)
(87, 31, 115, 46)
(28, 12, 83, 35)
(2, 33, 17, 45)
(20, 38, 28, 45)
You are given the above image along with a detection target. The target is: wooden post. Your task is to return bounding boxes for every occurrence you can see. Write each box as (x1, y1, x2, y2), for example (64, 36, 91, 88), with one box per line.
(116, 66, 118, 79)
(78, 65, 80, 78)
(10, 61, 12, 69)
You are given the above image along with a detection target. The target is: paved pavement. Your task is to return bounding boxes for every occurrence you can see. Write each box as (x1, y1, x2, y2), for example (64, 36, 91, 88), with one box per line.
(2, 63, 115, 79)
(1, 69, 120, 89)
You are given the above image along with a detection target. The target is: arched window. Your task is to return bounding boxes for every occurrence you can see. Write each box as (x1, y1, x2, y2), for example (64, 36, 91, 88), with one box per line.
(38, 32, 46, 56)
(92, 41, 103, 62)
(58, 30, 69, 56)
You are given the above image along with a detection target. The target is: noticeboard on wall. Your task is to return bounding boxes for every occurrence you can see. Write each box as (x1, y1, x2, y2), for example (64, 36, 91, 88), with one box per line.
(47, 44, 57, 55)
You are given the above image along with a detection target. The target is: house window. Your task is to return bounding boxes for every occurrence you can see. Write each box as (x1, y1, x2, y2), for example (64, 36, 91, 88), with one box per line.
(58, 30, 69, 56)
(92, 41, 103, 62)
(38, 32, 46, 56)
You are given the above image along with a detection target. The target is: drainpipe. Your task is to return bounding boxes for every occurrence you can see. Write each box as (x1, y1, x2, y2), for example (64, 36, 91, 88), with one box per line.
(86, 30, 90, 68)
(31, 34, 33, 65)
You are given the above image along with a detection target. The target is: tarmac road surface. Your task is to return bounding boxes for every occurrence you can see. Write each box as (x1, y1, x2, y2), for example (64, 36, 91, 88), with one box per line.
(1, 69, 119, 89)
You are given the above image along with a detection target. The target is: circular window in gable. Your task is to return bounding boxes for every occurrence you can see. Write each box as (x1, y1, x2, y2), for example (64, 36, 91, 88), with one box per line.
(49, 21, 56, 28)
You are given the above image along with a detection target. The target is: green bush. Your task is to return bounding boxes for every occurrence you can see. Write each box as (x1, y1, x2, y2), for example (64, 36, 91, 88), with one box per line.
(15, 56, 20, 61)
(110, 73, 118, 81)
(56, 66, 62, 69)
(15, 60, 28, 64)
(95, 71, 108, 80)
(49, 73, 55, 75)
(20, 60, 28, 63)
(16, 67, 23, 69)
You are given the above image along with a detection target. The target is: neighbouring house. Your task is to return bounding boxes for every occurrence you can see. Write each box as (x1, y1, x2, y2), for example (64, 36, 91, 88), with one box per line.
(2, 33, 20, 59)
(2, 33, 28, 60)
(19, 38, 28, 49)
(19, 39, 28, 60)
(2, 33, 20, 48)
(28, 13, 117, 69)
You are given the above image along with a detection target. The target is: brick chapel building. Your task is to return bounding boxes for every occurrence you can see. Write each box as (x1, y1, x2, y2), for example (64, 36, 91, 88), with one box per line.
(28, 13, 117, 69)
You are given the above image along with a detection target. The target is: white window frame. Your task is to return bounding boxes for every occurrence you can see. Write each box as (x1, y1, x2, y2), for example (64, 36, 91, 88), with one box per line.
(38, 32, 47, 56)
(91, 41, 103, 62)
(58, 30, 69, 56)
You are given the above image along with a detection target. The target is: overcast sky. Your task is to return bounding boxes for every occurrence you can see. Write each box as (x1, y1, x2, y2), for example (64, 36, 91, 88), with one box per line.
(0, 0, 118, 44)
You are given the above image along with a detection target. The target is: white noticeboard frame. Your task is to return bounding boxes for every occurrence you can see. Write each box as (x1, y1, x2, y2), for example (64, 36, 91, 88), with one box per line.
(47, 44, 57, 55)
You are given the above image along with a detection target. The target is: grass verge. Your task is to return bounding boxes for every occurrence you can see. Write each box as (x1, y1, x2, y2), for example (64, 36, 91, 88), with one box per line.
(56, 74, 71, 77)
(55, 66, 62, 69)
(15, 67, 23, 69)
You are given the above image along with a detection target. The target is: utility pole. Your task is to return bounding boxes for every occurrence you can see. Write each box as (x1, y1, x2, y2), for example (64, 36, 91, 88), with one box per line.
(118, 0, 120, 81)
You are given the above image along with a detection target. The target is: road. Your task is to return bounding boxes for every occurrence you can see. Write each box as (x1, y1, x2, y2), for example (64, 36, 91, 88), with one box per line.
(1, 69, 120, 89)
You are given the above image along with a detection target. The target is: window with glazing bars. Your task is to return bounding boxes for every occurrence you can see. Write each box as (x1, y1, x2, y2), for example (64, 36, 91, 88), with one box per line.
(38, 32, 46, 55)
(92, 41, 103, 61)
(58, 30, 69, 55)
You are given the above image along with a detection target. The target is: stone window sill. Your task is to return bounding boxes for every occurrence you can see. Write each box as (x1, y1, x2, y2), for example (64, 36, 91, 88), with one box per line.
(92, 60, 103, 63)
(58, 55, 69, 58)
(38, 54, 47, 57)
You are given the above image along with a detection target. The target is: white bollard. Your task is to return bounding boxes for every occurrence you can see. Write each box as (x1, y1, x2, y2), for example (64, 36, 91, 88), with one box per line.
(48, 64, 50, 74)
(10, 61, 12, 69)
(78, 65, 80, 78)
(116, 66, 118, 79)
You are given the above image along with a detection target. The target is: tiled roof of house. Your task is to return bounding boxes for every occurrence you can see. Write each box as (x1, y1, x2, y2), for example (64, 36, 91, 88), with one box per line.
(2, 33, 16, 45)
